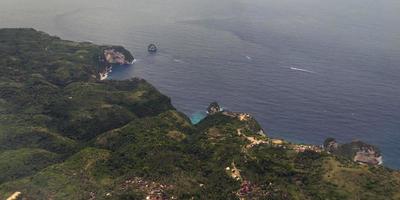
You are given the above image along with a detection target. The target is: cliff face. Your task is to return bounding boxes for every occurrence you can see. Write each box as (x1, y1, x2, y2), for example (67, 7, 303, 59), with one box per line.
(0, 29, 399, 200)
(323, 138, 383, 165)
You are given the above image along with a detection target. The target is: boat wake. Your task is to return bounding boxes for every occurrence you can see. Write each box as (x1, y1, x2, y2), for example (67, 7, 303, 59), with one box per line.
(289, 67, 316, 74)
(173, 59, 185, 63)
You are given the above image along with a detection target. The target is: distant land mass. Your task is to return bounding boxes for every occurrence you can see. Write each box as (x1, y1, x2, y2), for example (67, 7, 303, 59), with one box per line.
(0, 28, 399, 200)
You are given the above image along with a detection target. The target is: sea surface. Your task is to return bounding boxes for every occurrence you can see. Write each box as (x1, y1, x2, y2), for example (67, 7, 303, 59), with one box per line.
(1, 0, 399, 168)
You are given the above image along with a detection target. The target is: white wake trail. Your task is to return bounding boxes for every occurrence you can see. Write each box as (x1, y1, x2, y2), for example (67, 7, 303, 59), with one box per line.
(290, 67, 316, 74)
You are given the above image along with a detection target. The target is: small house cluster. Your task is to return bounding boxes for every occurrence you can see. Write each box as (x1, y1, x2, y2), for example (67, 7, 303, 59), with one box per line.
(237, 181, 253, 198)
(120, 177, 173, 200)
(226, 162, 242, 181)
(237, 129, 267, 149)
(245, 136, 268, 149)
(238, 113, 251, 121)
(221, 111, 253, 122)
(292, 144, 322, 153)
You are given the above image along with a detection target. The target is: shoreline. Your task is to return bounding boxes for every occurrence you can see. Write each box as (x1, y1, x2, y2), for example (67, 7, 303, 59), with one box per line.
(99, 52, 136, 81)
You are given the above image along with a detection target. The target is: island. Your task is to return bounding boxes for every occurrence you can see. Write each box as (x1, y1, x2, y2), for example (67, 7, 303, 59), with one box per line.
(0, 28, 399, 200)
(148, 44, 157, 53)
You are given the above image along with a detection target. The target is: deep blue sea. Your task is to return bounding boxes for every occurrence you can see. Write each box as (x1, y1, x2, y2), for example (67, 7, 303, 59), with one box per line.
(1, 0, 399, 168)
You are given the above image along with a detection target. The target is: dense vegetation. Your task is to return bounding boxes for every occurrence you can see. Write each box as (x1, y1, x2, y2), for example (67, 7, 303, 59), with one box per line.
(0, 28, 399, 200)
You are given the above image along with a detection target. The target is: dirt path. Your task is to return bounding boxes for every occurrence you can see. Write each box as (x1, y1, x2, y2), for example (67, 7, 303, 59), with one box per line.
(237, 129, 267, 149)
(6, 192, 21, 200)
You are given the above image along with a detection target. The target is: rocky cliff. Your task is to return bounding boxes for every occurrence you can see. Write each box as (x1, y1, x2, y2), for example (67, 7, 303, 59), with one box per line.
(324, 138, 383, 165)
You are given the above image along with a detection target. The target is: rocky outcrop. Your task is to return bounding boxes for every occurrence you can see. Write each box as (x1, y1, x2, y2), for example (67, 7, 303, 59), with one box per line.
(353, 149, 383, 165)
(103, 48, 132, 65)
(148, 44, 157, 53)
(323, 138, 382, 165)
(323, 138, 339, 152)
(207, 102, 221, 115)
(98, 47, 135, 80)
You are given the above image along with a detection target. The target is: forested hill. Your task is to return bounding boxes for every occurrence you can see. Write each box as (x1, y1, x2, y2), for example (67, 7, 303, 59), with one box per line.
(0, 28, 399, 200)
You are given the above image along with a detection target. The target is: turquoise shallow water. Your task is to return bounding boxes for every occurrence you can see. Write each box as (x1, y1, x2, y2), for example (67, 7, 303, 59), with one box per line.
(190, 111, 207, 125)
(0, 0, 399, 168)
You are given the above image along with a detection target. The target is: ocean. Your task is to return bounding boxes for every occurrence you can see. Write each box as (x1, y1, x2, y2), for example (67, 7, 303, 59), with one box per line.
(1, 0, 399, 168)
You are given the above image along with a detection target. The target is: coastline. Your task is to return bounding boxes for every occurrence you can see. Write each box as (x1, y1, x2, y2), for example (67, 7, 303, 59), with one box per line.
(99, 48, 136, 80)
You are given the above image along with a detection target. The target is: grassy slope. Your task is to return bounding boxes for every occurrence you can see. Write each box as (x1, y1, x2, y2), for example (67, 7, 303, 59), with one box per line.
(0, 28, 173, 198)
(0, 28, 399, 200)
(0, 148, 59, 184)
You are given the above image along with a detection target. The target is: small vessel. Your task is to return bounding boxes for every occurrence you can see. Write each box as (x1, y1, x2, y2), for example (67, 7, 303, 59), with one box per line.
(148, 44, 157, 53)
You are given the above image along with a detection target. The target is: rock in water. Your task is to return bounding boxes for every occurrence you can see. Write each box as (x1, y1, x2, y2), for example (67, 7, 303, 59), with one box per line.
(323, 138, 339, 152)
(207, 102, 221, 115)
(148, 44, 157, 53)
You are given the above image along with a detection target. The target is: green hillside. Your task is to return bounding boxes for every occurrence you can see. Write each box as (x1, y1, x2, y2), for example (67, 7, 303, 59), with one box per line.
(0, 28, 399, 200)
